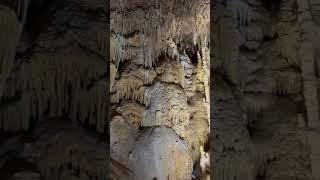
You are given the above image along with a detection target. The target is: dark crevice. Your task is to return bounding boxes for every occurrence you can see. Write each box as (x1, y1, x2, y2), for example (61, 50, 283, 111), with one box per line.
(261, 0, 282, 12)
(25, 0, 61, 41)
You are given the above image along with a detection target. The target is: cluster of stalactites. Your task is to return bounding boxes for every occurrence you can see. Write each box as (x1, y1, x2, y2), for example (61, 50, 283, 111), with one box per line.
(224, 0, 266, 31)
(31, 52, 107, 133)
(110, 34, 126, 68)
(110, 33, 165, 69)
(111, 77, 146, 105)
(110, 65, 158, 105)
(0, 61, 32, 132)
(110, 0, 210, 68)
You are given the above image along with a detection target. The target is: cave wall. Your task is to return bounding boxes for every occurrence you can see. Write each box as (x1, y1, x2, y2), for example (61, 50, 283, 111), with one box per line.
(0, 0, 108, 179)
(212, 0, 320, 179)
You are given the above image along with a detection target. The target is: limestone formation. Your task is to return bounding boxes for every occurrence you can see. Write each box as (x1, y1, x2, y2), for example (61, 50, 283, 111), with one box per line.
(213, 0, 320, 179)
(0, 0, 107, 179)
(110, 0, 210, 179)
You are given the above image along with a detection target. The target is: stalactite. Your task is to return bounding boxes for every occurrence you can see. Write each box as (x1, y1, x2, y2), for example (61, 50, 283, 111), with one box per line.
(113, 77, 146, 105)
(96, 30, 108, 58)
(226, 0, 253, 29)
(111, 1, 209, 178)
(112, 0, 209, 68)
(0, 5, 22, 98)
(273, 74, 289, 96)
(0, 61, 31, 132)
(110, 63, 117, 90)
(31, 52, 106, 133)
(143, 37, 154, 67)
(71, 80, 107, 133)
(16, 0, 29, 25)
(111, 34, 126, 68)
(143, 71, 150, 85)
(244, 96, 269, 126)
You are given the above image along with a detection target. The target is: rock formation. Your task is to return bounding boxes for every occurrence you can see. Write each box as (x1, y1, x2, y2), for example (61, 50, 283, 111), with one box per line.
(213, 0, 320, 179)
(0, 0, 107, 179)
(110, 0, 210, 179)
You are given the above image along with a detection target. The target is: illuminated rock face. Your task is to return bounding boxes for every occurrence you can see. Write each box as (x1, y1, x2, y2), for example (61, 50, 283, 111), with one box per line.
(132, 128, 193, 180)
(213, 0, 320, 179)
(110, 0, 210, 179)
(0, 0, 107, 179)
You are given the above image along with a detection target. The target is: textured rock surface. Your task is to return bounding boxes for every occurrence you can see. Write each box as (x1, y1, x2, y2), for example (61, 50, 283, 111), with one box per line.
(212, 0, 320, 179)
(0, 0, 107, 179)
(110, 0, 210, 179)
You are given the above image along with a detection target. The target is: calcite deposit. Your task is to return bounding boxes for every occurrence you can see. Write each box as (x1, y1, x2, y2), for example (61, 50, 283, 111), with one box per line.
(110, 0, 210, 179)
